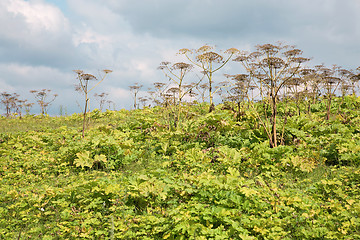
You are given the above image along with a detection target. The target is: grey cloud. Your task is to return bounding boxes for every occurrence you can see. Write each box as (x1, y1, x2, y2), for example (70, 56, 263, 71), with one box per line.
(0, 0, 91, 70)
(111, 0, 312, 39)
(109, 0, 360, 69)
(0, 38, 86, 70)
(1, 0, 360, 116)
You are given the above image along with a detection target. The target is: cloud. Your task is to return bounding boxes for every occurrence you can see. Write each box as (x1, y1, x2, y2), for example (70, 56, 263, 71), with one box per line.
(0, 0, 82, 68)
(1, 0, 360, 116)
(105, 0, 360, 68)
(6, 0, 69, 33)
(106, 0, 296, 39)
(0, 63, 73, 89)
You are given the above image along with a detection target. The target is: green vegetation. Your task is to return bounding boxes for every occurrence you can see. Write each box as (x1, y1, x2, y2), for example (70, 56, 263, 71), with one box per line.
(1, 42, 360, 239)
(1, 96, 360, 239)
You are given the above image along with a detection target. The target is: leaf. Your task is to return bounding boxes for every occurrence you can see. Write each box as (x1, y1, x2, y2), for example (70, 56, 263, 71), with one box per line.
(94, 154, 107, 163)
(74, 151, 94, 168)
(227, 167, 240, 177)
(240, 187, 258, 197)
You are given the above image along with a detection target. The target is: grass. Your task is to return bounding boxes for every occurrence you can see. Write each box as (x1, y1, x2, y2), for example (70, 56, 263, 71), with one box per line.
(1, 103, 360, 239)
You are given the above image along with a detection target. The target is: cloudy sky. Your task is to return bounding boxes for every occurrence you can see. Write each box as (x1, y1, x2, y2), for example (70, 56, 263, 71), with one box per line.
(1, 0, 359, 115)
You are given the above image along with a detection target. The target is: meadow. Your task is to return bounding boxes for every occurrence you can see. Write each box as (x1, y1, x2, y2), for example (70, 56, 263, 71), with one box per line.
(1, 96, 360, 239)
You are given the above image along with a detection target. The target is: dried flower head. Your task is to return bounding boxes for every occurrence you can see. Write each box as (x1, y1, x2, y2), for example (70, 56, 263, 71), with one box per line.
(283, 49, 302, 58)
(172, 62, 192, 71)
(103, 69, 113, 74)
(325, 77, 341, 85)
(73, 69, 84, 75)
(196, 45, 214, 53)
(158, 61, 171, 70)
(256, 44, 280, 54)
(293, 57, 310, 64)
(261, 57, 285, 69)
(338, 69, 352, 77)
(178, 48, 192, 55)
(299, 68, 315, 76)
(129, 83, 143, 91)
(200, 83, 209, 89)
(225, 48, 240, 55)
(287, 77, 302, 86)
(81, 74, 97, 81)
(233, 54, 249, 62)
(196, 51, 223, 63)
(350, 74, 360, 82)
(248, 51, 262, 60)
(233, 74, 249, 82)
(154, 82, 166, 89)
(167, 87, 179, 94)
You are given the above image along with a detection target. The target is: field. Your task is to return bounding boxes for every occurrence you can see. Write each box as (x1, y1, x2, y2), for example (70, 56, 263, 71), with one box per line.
(1, 98, 360, 239)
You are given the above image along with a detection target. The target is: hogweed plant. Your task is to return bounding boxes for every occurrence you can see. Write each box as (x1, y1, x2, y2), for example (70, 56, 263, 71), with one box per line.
(0, 92, 31, 118)
(138, 97, 149, 108)
(179, 45, 240, 112)
(74, 69, 112, 138)
(158, 61, 195, 128)
(317, 65, 355, 120)
(30, 89, 58, 115)
(234, 43, 310, 148)
(94, 92, 109, 111)
(196, 83, 210, 103)
(350, 67, 360, 95)
(152, 82, 167, 106)
(223, 74, 252, 120)
(129, 83, 143, 110)
(1, 92, 17, 117)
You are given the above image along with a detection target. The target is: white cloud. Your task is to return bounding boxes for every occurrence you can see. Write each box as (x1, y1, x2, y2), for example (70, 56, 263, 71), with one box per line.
(6, 0, 69, 33)
(0, 0, 82, 69)
(72, 26, 113, 48)
(1, 0, 70, 44)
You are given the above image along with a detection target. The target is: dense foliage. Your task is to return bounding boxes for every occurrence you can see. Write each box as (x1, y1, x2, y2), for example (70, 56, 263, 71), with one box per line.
(1, 97, 360, 239)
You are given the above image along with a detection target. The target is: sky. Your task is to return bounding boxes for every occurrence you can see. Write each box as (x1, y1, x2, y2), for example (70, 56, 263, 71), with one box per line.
(0, 0, 359, 115)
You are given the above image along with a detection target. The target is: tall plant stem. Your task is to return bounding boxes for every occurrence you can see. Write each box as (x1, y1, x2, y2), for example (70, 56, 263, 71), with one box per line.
(82, 82, 89, 138)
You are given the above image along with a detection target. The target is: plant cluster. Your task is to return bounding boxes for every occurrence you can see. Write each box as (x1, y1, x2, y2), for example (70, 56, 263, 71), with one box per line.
(132, 43, 360, 147)
(30, 89, 58, 116)
(0, 92, 33, 118)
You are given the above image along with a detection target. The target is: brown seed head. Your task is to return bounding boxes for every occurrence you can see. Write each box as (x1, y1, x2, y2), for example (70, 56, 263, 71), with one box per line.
(225, 48, 240, 55)
(81, 74, 97, 81)
(103, 69, 113, 74)
(73, 69, 83, 75)
(172, 62, 192, 70)
(196, 52, 223, 63)
(196, 45, 214, 53)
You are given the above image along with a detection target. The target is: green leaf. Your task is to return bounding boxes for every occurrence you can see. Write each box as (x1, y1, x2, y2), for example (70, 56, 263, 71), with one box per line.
(94, 154, 107, 163)
(74, 151, 94, 168)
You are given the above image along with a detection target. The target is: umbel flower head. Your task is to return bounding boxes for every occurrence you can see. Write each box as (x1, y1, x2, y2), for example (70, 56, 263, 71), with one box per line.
(172, 62, 192, 71)
(73, 69, 83, 75)
(103, 69, 113, 74)
(81, 73, 97, 81)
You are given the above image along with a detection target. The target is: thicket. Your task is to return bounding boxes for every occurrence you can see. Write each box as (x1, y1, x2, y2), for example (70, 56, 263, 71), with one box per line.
(1, 42, 360, 239)
(1, 96, 360, 239)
